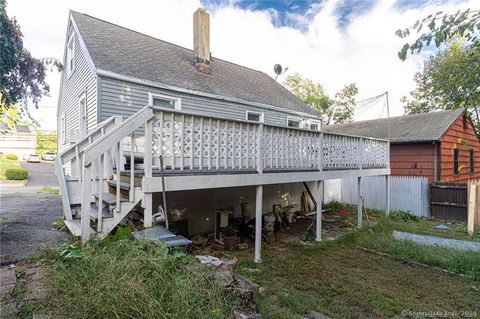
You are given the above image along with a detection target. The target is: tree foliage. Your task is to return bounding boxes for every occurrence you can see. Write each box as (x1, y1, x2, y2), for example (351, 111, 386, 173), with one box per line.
(401, 39, 480, 132)
(396, 9, 480, 61)
(36, 131, 57, 154)
(0, 0, 62, 111)
(283, 73, 359, 125)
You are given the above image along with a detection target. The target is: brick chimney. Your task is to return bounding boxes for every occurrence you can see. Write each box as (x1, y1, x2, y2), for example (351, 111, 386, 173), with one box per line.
(193, 8, 210, 74)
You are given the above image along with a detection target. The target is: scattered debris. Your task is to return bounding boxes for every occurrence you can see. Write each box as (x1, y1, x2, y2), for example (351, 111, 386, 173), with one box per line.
(306, 310, 331, 319)
(434, 224, 452, 230)
(132, 226, 191, 247)
(393, 231, 480, 251)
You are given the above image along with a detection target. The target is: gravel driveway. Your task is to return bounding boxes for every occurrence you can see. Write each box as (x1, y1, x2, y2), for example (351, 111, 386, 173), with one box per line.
(20, 161, 57, 186)
(0, 193, 68, 265)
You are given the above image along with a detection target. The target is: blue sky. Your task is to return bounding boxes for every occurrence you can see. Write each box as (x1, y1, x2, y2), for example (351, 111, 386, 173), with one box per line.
(203, 0, 464, 30)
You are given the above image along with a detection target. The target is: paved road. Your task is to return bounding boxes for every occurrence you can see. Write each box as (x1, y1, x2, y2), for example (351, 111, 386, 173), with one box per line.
(0, 193, 68, 265)
(20, 161, 57, 186)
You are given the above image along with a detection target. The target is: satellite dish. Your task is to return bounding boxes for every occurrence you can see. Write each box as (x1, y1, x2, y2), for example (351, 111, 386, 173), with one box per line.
(274, 64, 283, 75)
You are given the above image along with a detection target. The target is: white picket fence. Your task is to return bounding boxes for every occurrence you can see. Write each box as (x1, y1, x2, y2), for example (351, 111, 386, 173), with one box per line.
(325, 176, 430, 217)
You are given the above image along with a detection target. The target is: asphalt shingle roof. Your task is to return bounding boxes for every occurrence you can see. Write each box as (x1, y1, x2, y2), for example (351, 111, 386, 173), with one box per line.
(70, 11, 319, 117)
(324, 109, 465, 143)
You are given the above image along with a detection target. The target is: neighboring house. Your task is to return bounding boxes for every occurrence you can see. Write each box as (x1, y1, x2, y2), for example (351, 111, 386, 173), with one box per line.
(56, 9, 390, 261)
(325, 109, 480, 182)
(0, 124, 37, 158)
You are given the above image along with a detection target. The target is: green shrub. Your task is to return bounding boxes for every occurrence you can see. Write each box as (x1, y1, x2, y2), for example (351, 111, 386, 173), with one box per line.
(5, 153, 18, 160)
(5, 168, 28, 180)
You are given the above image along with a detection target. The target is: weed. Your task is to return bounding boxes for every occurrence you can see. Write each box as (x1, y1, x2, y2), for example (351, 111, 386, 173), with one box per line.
(0, 216, 9, 227)
(39, 186, 59, 195)
(52, 217, 65, 230)
(390, 210, 417, 222)
(59, 243, 83, 259)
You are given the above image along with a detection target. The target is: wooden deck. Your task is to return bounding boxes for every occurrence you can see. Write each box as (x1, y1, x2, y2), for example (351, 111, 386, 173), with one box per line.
(56, 105, 390, 245)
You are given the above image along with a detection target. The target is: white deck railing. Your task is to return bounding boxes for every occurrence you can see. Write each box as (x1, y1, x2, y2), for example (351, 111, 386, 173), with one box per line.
(150, 108, 389, 172)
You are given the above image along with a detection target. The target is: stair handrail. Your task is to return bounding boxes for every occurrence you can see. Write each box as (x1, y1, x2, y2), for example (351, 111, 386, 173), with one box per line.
(80, 105, 155, 242)
(55, 115, 122, 221)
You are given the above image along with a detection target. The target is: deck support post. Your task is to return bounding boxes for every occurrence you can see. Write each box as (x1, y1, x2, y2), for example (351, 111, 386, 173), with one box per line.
(316, 180, 323, 241)
(385, 175, 390, 216)
(144, 118, 153, 228)
(254, 184, 263, 263)
(357, 176, 363, 228)
(81, 162, 92, 244)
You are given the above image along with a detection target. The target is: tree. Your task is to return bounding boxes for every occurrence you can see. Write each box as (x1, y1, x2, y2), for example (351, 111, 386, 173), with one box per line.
(401, 39, 480, 131)
(283, 73, 358, 125)
(36, 131, 57, 155)
(0, 0, 62, 111)
(396, 9, 479, 61)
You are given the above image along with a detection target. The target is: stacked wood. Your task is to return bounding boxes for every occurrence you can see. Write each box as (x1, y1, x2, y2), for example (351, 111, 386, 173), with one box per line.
(467, 180, 480, 236)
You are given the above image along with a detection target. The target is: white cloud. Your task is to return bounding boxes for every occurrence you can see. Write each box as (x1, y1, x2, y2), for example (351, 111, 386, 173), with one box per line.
(6, 0, 476, 129)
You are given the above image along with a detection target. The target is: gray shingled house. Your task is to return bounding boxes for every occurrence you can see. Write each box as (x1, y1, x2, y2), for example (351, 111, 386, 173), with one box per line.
(55, 9, 390, 261)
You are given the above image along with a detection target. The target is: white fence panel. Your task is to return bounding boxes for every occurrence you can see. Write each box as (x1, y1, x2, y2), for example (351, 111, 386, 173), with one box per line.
(325, 176, 429, 217)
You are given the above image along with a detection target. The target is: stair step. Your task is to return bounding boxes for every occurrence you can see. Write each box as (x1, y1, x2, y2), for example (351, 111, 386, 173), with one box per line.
(107, 180, 132, 190)
(90, 206, 114, 221)
(93, 192, 128, 205)
(64, 219, 95, 237)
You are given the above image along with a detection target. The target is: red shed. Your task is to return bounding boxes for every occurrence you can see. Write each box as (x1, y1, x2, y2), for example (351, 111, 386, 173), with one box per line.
(325, 109, 480, 182)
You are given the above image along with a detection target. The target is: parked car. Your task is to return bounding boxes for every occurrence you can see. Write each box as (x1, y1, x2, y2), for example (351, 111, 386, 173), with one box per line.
(42, 152, 56, 161)
(26, 154, 41, 163)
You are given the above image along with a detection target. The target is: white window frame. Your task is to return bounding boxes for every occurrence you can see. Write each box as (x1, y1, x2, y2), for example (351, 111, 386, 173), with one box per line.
(148, 92, 181, 110)
(60, 114, 66, 145)
(287, 116, 303, 128)
(245, 110, 264, 123)
(307, 119, 321, 131)
(78, 92, 87, 134)
(66, 33, 76, 77)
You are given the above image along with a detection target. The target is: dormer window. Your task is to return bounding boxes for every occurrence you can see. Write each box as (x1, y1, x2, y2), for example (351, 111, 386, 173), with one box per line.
(246, 111, 264, 123)
(148, 93, 181, 110)
(66, 33, 76, 76)
(308, 119, 321, 131)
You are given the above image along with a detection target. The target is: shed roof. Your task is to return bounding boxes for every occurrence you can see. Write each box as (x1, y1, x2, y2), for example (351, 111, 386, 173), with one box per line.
(324, 109, 465, 143)
(70, 11, 319, 117)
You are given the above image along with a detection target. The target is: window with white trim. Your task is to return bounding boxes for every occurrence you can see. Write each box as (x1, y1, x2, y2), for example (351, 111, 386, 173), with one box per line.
(66, 33, 76, 76)
(148, 93, 181, 110)
(287, 116, 302, 128)
(78, 93, 87, 134)
(60, 114, 66, 145)
(308, 119, 321, 131)
(246, 111, 264, 123)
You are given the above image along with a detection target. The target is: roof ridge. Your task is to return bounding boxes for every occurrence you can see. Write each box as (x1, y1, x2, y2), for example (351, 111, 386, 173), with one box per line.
(70, 10, 268, 76)
(325, 108, 464, 127)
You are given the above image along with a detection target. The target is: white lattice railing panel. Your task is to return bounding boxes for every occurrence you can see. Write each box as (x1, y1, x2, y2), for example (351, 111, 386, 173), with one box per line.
(150, 109, 389, 172)
(322, 134, 361, 170)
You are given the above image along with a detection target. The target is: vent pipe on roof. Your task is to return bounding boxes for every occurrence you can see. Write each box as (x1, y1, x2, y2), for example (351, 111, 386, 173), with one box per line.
(193, 8, 211, 74)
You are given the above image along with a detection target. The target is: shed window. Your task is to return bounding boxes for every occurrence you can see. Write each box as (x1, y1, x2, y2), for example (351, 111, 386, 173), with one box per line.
(246, 111, 264, 123)
(66, 33, 76, 76)
(287, 117, 302, 128)
(453, 148, 459, 175)
(470, 150, 475, 174)
(148, 93, 181, 110)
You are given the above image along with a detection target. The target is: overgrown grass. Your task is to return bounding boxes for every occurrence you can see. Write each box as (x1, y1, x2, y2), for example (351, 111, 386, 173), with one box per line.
(0, 154, 22, 180)
(235, 206, 480, 318)
(40, 230, 233, 319)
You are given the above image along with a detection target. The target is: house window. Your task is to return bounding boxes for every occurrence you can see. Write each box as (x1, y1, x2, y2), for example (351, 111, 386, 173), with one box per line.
(246, 111, 264, 123)
(453, 148, 459, 175)
(79, 93, 87, 134)
(60, 114, 66, 145)
(470, 150, 475, 174)
(308, 120, 321, 131)
(66, 33, 76, 76)
(287, 116, 302, 128)
(148, 93, 181, 110)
